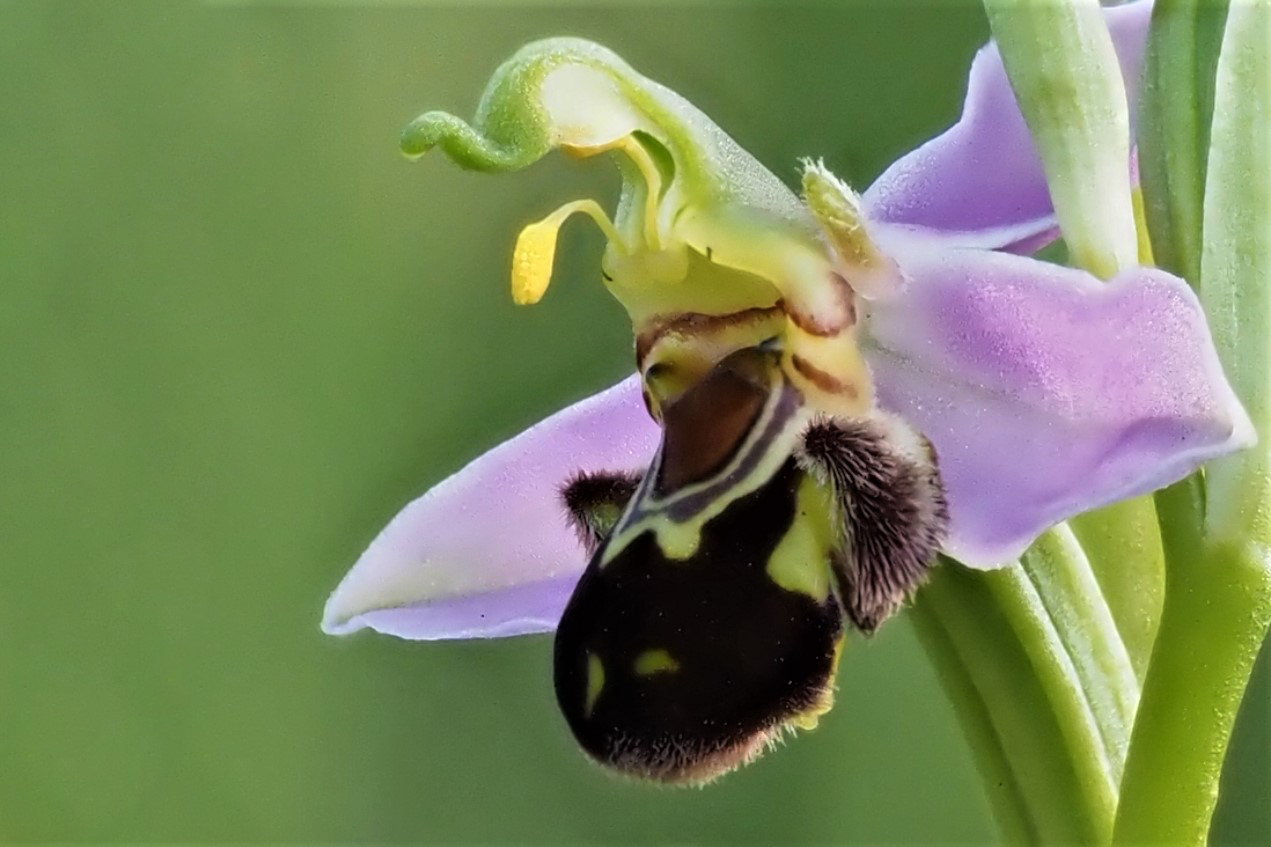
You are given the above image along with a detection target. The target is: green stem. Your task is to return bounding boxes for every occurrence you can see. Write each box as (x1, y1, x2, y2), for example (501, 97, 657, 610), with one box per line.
(1116, 2, 1271, 841)
(912, 534, 1136, 845)
(1020, 526, 1139, 783)
(1114, 483, 1271, 844)
(1070, 497, 1165, 684)
(908, 596, 1035, 846)
(1137, 0, 1231, 288)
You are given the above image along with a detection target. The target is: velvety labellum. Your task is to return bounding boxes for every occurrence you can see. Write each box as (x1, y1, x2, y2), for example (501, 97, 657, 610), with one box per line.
(555, 345, 948, 783)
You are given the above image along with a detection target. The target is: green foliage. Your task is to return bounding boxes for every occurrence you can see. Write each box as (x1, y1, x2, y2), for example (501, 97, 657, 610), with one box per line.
(0, 2, 994, 841)
(1, 2, 1265, 842)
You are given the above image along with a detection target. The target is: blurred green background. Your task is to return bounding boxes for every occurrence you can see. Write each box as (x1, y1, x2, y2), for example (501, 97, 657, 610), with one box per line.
(1, 0, 1265, 842)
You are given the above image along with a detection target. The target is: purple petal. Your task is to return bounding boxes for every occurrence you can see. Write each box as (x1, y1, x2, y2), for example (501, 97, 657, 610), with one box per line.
(322, 377, 657, 639)
(862, 0, 1152, 252)
(863, 236, 1254, 567)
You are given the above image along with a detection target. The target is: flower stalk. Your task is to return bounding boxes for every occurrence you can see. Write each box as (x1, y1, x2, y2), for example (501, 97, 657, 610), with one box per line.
(913, 3, 1156, 841)
(1136, 0, 1232, 288)
(1117, 483, 1271, 844)
(913, 537, 1135, 845)
(1116, 1, 1271, 842)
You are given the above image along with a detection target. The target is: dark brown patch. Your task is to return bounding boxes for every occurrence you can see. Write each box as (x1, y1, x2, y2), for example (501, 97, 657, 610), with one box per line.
(635, 305, 783, 369)
(790, 355, 859, 400)
(658, 377, 800, 523)
(655, 349, 771, 494)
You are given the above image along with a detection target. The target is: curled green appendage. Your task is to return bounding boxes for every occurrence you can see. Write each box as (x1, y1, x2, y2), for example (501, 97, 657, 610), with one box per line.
(399, 38, 665, 173)
(398, 37, 807, 225)
(399, 39, 594, 171)
(396, 35, 831, 365)
(401, 109, 548, 171)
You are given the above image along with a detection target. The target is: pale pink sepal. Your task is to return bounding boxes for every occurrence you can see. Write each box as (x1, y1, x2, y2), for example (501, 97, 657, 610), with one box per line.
(321, 377, 656, 639)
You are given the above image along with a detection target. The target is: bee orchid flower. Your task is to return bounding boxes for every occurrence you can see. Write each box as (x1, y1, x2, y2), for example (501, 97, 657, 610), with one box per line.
(321, 0, 1251, 784)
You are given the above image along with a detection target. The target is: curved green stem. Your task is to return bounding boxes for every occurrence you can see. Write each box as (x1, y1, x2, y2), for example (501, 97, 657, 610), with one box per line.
(1021, 526, 1139, 783)
(1116, 2, 1271, 841)
(1070, 497, 1165, 684)
(1114, 484, 1271, 844)
(912, 530, 1137, 845)
(909, 597, 1035, 846)
(913, 563, 1098, 844)
(1137, 0, 1231, 288)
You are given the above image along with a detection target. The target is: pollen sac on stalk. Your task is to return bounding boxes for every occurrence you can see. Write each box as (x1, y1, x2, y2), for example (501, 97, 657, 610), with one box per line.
(554, 345, 947, 784)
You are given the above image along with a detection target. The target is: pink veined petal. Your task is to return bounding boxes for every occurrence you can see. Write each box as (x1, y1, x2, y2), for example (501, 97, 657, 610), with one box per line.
(321, 376, 657, 640)
(863, 237, 1254, 568)
(862, 0, 1153, 253)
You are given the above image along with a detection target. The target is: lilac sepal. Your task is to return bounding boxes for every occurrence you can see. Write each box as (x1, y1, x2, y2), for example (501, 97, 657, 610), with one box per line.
(325, 236, 1252, 634)
(321, 0, 1251, 639)
(862, 0, 1152, 252)
(865, 229, 1254, 567)
(321, 378, 656, 639)
(326, 242, 1251, 634)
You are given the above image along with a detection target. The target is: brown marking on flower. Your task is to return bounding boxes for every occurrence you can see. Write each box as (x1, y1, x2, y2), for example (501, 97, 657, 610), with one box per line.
(641, 385, 658, 421)
(784, 274, 857, 337)
(635, 305, 784, 368)
(791, 354, 859, 401)
(656, 352, 770, 493)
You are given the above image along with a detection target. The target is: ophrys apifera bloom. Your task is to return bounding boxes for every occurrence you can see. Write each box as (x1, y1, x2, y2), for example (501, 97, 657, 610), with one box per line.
(323, 2, 1251, 784)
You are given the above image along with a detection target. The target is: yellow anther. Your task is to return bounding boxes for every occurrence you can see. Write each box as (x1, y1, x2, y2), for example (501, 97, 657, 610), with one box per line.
(801, 159, 900, 299)
(511, 199, 625, 305)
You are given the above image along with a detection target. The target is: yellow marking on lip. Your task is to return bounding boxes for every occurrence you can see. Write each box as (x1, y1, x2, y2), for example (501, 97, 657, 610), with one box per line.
(601, 379, 813, 569)
(766, 477, 836, 602)
(585, 653, 605, 716)
(789, 634, 845, 731)
(634, 649, 681, 675)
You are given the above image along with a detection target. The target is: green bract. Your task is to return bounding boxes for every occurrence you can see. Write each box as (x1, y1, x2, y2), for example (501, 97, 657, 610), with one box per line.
(984, 0, 1140, 279)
